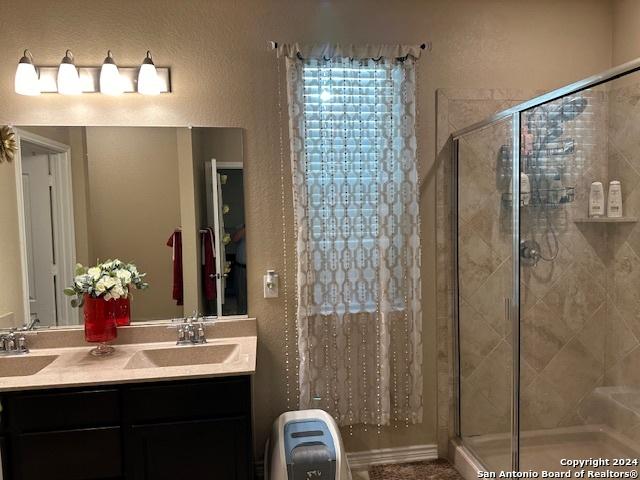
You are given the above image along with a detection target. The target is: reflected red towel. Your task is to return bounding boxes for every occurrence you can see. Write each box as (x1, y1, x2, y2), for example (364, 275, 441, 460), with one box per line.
(202, 227, 217, 301)
(166, 230, 183, 306)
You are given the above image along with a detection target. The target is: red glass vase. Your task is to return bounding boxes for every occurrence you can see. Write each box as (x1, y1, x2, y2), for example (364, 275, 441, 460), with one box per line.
(83, 295, 117, 356)
(111, 297, 131, 326)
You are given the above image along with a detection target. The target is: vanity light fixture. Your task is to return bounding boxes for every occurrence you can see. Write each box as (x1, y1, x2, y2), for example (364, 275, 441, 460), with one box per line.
(137, 51, 160, 95)
(57, 50, 82, 95)
(14, 49, 171, 95)
(14, 50, 40, 96)
(99, 50, 123, 96)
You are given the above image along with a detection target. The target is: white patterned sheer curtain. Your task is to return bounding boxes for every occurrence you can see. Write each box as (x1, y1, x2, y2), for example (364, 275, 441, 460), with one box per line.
(282, 44, 422, 427)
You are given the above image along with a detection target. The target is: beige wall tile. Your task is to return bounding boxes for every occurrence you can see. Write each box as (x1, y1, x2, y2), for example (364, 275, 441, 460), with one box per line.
(521, 300, 573, 372)
(521, 375, 567, 431)
(542, 338, 602, 410)
(605, 306, 639, 367)
(542, 264, 606, 334)
(459, 299, 501, 379)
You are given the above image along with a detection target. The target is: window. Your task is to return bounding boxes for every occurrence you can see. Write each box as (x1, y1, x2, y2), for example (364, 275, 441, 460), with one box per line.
(300, 58, 404, 314)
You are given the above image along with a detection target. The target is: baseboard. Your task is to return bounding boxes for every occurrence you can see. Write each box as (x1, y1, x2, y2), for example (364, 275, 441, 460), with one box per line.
(255, 444, 438, 476)
(347, 444, 439, 470)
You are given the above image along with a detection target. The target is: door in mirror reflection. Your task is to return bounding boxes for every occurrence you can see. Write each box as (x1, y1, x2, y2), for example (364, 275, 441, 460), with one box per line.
(21, 149, 63, 327)
(204, 160, 246, 317)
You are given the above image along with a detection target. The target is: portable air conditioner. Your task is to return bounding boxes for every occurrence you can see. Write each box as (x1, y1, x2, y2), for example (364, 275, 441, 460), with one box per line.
(265, 409, 352, 480)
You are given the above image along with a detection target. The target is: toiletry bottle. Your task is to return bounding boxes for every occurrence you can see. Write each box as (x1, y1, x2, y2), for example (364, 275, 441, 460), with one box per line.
(549, 169, 564, 204)
(589, 181, 605, 217)
(607, 180, 623, 218)
(520, 172, 531, 206)
(562, 172, 574, 203)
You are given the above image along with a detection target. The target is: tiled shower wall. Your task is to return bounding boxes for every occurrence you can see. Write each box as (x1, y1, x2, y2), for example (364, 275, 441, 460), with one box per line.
(435, 88, 613, 455)
(579, 78, 640, 448)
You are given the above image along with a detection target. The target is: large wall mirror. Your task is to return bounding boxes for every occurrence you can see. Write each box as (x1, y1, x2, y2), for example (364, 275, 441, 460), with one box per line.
(4, 126, 246, 330)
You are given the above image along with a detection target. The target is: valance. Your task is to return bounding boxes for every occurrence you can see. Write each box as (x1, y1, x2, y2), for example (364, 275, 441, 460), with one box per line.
(275, 42, 428, 60)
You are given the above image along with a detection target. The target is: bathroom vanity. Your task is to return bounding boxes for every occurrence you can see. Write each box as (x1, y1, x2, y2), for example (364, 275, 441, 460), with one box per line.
(2, 376, 252, 479)
(0, 125, 256, 478)
(0, 319, 257, 480)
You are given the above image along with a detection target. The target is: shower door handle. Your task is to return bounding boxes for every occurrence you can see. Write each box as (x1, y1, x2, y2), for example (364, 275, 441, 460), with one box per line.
(505, 298, 510, 324)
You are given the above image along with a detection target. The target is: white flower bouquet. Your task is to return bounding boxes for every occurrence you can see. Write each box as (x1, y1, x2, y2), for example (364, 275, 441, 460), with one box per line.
(64, 259, 148, 307)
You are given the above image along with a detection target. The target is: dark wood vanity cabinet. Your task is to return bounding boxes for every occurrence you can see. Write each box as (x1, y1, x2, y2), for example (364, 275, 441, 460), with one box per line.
(129, 417, 250, 479)
(0, 376, 253, 480)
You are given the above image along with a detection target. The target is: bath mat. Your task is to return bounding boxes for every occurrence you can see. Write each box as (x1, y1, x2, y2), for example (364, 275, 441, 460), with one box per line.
(369, 459, 463, 480)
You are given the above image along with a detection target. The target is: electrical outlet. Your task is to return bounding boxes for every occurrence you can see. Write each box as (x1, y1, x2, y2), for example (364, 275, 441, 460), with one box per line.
(263, 271, 279, 298)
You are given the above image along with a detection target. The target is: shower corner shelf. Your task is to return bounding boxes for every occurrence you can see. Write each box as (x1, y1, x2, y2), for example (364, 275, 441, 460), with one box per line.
(574, 217, 639, 224)
(501, 186, 576, 208)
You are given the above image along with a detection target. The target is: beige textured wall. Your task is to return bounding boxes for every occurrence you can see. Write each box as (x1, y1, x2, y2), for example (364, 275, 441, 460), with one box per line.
(613, 0, 640, 65)
(176, 128, 200, 314)
(85, 127, 183, 321)
(0, 139, 23, 328)
(0, 0, 614, 455)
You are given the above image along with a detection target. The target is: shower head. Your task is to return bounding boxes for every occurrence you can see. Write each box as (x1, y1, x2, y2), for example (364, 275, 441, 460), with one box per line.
(544, 96, 588, 124)
(544, 120, 564, 141)
(554, 96, 588, 122)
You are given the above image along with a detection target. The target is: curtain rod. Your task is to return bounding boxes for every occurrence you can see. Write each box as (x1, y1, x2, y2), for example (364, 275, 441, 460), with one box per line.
(268, 41, 432, 51)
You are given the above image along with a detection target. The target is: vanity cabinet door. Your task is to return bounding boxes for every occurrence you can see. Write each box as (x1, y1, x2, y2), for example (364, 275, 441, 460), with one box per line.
(11, 427, 122, 480)
(124, 377, 249, 423)
(0, 437, 9, 480)
(128, 417, 250, 480)
(8, 388, 120, 431)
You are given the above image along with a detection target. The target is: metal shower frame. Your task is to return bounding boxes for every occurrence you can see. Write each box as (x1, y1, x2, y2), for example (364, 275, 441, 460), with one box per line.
(450, 56, 640, 472)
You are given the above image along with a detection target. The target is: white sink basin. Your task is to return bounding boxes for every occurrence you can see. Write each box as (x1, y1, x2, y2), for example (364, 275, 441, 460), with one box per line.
(0, 354, 58, 377)
(124, 344, 240, 369)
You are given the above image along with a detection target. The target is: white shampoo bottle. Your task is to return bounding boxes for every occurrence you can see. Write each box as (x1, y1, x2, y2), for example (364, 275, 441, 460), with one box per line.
(520, 172, 531, 206)
(589, 181, 605, 217)
(607, 180, 623, 218)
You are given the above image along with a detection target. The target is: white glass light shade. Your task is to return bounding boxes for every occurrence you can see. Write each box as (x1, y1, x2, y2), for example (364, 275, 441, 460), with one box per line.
(137, 51, 160, 95)
(15, 60, 40, 96)
(100, 52, 123, 96)
(57, 52, 82, 95)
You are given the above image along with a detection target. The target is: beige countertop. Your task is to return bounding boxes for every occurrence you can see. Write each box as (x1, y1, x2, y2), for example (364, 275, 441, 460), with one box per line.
(0, 318, 257, 392)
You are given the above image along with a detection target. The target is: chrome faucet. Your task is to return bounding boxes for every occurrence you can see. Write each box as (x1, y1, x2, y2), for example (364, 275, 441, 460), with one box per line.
(176, 311, 207, 345)
(0, 329, 29, 355)
(0, 315, 42, 355)
(24, 316, 40, 331)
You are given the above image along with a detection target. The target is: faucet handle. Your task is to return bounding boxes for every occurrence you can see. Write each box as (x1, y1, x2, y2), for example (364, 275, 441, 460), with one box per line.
(192, 322, 207, 344)
(5, 333, 16, 352)
(16, 335, 29, 353)
(176, 326, 188, 345)
(197, 324, 206, 343)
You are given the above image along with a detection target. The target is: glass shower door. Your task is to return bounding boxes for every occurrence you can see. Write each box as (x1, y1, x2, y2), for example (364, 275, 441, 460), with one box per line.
(518, 87, 618, 472)
(456, 116, 517, 471)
